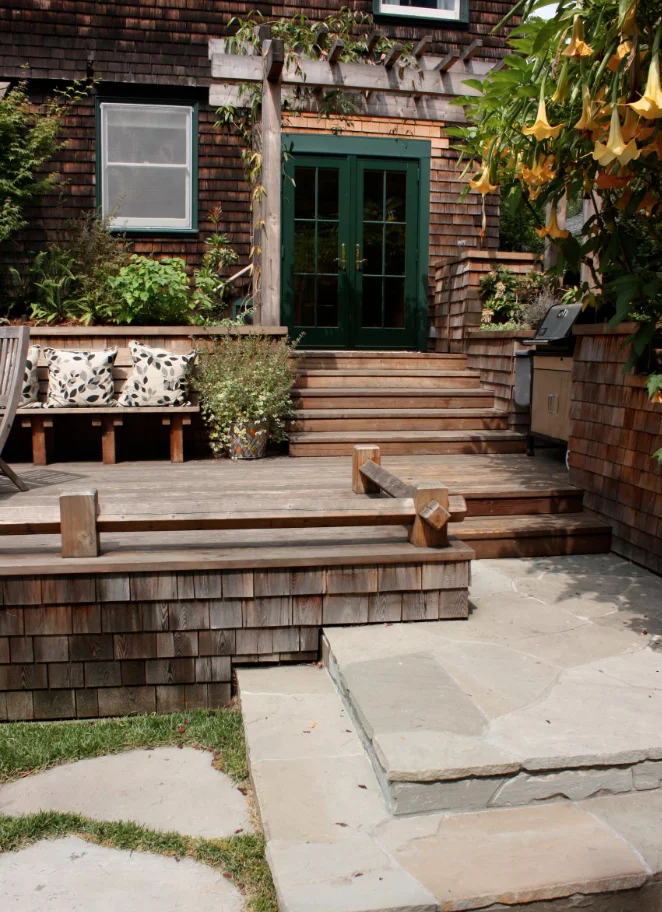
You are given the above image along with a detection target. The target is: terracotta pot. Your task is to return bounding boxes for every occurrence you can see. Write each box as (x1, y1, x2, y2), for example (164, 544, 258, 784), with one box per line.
(228, 421, 269, 460)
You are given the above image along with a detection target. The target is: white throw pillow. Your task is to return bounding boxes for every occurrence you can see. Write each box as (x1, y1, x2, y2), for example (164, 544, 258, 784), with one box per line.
(43, 347, 118, 408)
(118, 341, 194, 407)
(19, 344, 41, 408)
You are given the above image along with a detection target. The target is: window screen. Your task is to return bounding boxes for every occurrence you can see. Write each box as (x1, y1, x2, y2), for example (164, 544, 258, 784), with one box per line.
(378, 0, 462, 20)
(100, 103, 194, 230)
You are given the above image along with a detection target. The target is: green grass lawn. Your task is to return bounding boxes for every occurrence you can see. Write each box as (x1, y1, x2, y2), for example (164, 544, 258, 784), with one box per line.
(0, 707, 276, 912)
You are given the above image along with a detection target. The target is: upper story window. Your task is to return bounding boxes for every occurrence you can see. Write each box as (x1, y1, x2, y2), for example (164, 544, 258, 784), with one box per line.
(375, 0, 466, 22)
(99, 102, 196, 232)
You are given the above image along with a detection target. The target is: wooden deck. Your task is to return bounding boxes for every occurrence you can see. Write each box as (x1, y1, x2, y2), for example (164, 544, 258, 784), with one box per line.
(0, 453, 611, 573)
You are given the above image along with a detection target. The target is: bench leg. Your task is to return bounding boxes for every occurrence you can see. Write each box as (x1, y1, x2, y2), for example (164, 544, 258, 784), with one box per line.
(170, 415, 184, 463)
(102, 416, 117, 465)
(31, 417, 51, 466)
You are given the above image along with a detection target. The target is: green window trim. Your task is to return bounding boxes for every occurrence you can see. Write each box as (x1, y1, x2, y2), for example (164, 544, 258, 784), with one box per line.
(95, 96, 199, 237)
(373, 0, 469, 27)
(282, 134, 431, 351)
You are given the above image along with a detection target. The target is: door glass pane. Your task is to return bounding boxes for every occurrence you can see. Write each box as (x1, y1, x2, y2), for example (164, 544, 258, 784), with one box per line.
(363, 224, 383, 275)
(317, 276, 339, 327)
(385, 224, 406, 275)
(386, 172, 407, 222)
(294, 222, 315, 273)
(360, 168, 408, 330)
(364, 171, 384, 221)
(384, 278, 406, 328)
(317, 222, 339, 273)
(292, 165, 341, 329)
(318, 169, 340, 219)
(295, 168, 316, 219)
(294, 276, 316, 326)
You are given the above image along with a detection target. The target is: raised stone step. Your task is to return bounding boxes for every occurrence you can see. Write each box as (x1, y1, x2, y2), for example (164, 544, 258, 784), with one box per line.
(324, 555, 662, 817)
(289, 429, 527, 457)
(238, 658, 662, 912)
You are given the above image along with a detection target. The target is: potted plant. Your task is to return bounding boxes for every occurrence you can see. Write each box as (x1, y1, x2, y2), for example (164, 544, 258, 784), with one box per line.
(195, 330, 298, 460)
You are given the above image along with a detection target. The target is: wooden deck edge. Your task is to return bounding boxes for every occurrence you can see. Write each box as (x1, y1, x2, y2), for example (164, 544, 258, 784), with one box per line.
(0, 537, 475, 577)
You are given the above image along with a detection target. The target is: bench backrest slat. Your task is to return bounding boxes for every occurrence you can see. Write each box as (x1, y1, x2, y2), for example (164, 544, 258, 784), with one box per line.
(0, 326, 30, 454)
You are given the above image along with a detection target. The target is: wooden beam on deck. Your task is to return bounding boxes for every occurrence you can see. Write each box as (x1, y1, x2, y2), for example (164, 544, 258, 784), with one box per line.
(60, 491, 100, 559)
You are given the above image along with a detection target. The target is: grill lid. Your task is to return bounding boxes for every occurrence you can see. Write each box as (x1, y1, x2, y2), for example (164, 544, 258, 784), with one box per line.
(522, 302, 583, 346)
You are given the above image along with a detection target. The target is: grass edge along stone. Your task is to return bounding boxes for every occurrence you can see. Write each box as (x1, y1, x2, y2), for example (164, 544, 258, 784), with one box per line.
(0, 811, 277, 912)
(0, 706, 248, 786)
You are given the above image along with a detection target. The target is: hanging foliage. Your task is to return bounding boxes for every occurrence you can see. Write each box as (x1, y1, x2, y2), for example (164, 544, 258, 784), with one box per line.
(451, 0, 662, 377)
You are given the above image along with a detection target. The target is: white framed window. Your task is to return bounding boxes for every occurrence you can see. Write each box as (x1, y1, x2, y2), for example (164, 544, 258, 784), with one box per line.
(99, 102, 195, 231)
(375, 0, 465, 22)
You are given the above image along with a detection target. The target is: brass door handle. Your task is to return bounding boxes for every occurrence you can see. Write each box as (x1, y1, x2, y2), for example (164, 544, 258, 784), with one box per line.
(356, 244, 368, 270)
(336, 243, 347, 270)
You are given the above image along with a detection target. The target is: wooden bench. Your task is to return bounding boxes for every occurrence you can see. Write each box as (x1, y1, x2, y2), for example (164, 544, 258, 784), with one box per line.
(18, 347, 200, 465)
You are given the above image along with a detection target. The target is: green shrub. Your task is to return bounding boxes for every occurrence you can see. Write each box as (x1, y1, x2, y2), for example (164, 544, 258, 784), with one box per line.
(195, 332, 298, 456)
(107, 256, 192, 325)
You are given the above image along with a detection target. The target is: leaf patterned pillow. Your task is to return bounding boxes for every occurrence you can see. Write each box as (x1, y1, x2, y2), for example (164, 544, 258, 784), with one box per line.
(44, 347, 118, 408)
(118, 342, 195, 407)
(19, 344, 41, 409)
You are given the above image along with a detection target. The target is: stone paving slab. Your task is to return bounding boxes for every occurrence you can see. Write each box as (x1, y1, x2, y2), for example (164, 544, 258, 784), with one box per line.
(325, 554, 662, 814)
(0, 836, 243, 911)
(238, 662, 662, 912)
(0, 747, 252, 839)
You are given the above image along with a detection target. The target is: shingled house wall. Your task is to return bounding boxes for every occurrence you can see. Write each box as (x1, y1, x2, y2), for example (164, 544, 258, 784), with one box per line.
(1, 0, 515, 302)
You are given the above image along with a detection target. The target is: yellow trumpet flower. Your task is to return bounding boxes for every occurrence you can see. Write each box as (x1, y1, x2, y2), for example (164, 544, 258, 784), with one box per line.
(593, 106, 641, 166)
(469, 167, 498, 196)
(563, 16, 594, 59)
(607, 40, 632, 72)
(629, 54, 662, 120)
(535, 209, 570, 240)
(522, 95, 564, 141)
(575, 86, 600, 131)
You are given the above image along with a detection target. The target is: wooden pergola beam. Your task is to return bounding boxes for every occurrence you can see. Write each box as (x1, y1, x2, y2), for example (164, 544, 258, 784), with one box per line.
(367, 31, 382, 52)
(210, 53, 489, 97)
(414, 36, 433, 59)
(328, 38, 344, 64)
(462, 39, 483, 61)
(265, 38, 285, 83)
(383, 43, 403, 69)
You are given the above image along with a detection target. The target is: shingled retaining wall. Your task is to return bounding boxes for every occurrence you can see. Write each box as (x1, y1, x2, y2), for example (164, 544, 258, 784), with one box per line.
(0, 553, 471, 721)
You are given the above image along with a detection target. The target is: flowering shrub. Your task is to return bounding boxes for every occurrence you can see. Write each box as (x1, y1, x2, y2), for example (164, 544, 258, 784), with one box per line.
(195, 332, 298, 456)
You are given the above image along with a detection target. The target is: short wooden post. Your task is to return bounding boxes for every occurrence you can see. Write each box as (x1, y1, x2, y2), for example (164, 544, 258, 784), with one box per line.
(30, 416, 51, 467)
(60, 490, 99, 559)
(409, 483, 450, 548)
(169, 414, 184, 463)
(352, 445, 381, 494)
(101, 415, 120, 465)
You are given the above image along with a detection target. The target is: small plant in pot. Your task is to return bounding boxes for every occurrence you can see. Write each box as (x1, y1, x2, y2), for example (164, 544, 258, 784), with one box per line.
(195, 330, 298, 460)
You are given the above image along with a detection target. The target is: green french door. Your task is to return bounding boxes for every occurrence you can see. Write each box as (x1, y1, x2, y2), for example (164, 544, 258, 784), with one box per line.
(282, 153, 421, 349)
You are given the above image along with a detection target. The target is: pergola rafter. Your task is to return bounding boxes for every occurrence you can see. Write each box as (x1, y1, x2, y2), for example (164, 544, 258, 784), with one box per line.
(208, 34, 498, 326)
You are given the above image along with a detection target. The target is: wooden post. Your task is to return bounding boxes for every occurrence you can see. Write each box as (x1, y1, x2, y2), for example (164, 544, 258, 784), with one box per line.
(60, 490, 99, 559)
(409, 483, 450, 548)
(352, 445, 381, 494)
(259, 38, 284, 327)
(30, 416, 51, 467)
(101, 415, 122, 465)
(168, 415, 185, 463)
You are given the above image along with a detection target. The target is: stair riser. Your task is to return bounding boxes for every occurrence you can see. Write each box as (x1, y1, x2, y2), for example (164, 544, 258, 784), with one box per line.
(292, 417, 511, 432)
(289, 440, 528, 457)
(293, 395, 495, 410)
(461, 531, 612, 560)
(300, 358, 468, 371)
(295, 376, 482, 390)
(465, 494, 585, 517)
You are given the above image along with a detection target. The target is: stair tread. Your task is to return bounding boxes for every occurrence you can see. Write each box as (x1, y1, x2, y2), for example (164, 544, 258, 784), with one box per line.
(455, 512, 612, 538)
(289, 430, 526, 442)
(298, 350, 466, 358)
(293, 408, 506, 419)
(291, 387, 495, 397)
(296, 369, 481, 377)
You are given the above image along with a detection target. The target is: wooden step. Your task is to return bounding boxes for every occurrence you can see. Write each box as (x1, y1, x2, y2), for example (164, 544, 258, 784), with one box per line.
(291, 388, 496, 410)
(291, 408, 510, 432)
(452, 512, 612, 559)
(298, 353, 468, 371)
(294, 370, 483, 390)
(463, 486, 585, 517)
(289, 429, 527, 457)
